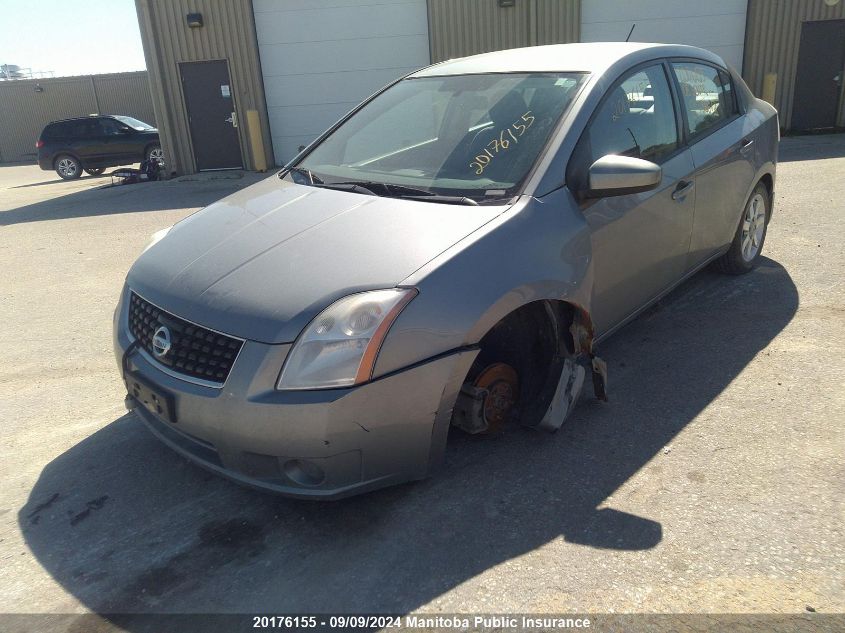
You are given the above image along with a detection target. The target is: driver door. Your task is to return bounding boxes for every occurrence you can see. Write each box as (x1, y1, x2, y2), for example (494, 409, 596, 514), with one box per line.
(96, 117, 136, 163)
(572, 62, 696, 334)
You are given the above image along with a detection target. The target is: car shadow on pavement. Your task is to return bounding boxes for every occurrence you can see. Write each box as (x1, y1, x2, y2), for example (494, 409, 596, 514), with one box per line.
(19, 258, 797, 623)
(9, 172, 117, 188)
(0, 176, 259, 227)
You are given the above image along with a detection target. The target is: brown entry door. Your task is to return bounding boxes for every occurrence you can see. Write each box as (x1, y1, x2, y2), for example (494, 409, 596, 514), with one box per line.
(180, 60, 243, 170)
(792, 20, 845, 132)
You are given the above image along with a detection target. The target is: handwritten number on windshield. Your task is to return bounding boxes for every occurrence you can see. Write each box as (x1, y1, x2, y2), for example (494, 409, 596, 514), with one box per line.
(470, 111, 535, 175)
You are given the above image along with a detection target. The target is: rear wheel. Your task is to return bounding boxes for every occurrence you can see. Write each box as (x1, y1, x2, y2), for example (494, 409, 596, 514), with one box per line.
(714, 182, 771, 274)
(55, 155, 82, 180)
(84, 167, 106, 176)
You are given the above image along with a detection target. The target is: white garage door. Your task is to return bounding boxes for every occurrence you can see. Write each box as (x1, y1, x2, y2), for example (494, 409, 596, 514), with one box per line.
(253, 0, 431, 165)
(581, 0, 748, 71)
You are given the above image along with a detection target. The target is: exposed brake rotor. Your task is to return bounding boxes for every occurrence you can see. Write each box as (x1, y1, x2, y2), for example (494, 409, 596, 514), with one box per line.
(473, 362, 520, 434)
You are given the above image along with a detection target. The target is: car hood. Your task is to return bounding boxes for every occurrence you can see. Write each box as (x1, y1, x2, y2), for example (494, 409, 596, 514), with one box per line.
(127, 176, 504, 344)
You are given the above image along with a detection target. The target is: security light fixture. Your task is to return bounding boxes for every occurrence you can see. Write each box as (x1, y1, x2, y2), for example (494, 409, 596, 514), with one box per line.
(34, 83, 44, 93)
(186, 13, 203, 28)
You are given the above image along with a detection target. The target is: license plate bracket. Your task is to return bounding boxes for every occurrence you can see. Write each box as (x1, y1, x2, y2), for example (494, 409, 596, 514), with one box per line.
(126, 371, 177, 424)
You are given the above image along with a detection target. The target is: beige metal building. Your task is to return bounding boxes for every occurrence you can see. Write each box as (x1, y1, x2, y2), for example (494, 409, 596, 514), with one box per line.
(135, 0, 274, 176)
(744, 0, 845, 131)
(0, 71, 155, 163)
(134, 0, 845, 176)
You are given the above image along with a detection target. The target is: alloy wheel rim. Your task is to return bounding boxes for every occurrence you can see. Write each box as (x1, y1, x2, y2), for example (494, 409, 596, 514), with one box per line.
(741, 193, 766, 262)
(149, 148, 164, 164)
(58, 158, 77, 177)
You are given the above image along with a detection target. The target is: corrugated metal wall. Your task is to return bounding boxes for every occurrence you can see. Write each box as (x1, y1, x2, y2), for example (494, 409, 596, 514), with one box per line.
(135, 0, 273, 175)
(0, 71, 154, 163)
(744, 0, 845, 129)
(427, 0, 580, 63)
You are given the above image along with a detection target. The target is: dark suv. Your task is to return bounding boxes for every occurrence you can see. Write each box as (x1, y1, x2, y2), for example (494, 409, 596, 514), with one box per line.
(37, 115, 162, 180)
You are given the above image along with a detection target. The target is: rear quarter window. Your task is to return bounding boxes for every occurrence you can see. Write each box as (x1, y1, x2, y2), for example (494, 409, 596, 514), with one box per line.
(43, 121, 93, 138)
(42, 123, 66, 138)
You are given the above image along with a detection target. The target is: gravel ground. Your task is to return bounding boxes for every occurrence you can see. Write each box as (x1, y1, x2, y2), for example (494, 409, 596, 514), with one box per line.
(0, 139, 842, 629)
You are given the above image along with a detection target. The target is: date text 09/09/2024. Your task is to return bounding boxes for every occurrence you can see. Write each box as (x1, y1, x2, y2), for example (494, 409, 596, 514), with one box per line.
(251, 615, 592, 629)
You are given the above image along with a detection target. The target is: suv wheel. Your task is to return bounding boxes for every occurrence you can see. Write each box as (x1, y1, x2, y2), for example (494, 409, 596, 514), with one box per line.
(55, 155, 82, 180)
(84, 167, 106, 176)
(146, 145, 164, 166)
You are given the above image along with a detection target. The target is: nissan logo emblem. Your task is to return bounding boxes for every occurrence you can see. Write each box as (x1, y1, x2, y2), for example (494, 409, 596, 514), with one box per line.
(152, 325, 172, 358)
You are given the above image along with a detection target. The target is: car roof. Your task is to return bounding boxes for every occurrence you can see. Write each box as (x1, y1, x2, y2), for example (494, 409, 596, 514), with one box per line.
(46, 114, 118, 125)
(410, 42, 726, 77)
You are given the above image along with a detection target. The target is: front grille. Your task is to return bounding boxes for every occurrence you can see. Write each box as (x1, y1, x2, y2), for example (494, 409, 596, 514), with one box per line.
(127, 292, 243, 385)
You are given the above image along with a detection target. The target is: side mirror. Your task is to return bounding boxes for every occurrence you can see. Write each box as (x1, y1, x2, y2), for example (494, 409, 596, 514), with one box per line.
(587, 154, 661, 198)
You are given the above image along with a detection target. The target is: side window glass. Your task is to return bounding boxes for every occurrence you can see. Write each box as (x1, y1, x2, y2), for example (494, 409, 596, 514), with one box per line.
(99, 118, 122, 136)
(69, 122, 89, 137)
(672, 62, 734, 139)
(718, 69, 739, 117)
(587, 64, 678, 164)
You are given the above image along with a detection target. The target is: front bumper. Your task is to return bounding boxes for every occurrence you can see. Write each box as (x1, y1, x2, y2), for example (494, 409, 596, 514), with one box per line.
(114, 289, 476, 499)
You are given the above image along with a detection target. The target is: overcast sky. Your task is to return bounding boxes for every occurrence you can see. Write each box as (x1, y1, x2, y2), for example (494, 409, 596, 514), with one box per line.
(0, 0, 146, 78)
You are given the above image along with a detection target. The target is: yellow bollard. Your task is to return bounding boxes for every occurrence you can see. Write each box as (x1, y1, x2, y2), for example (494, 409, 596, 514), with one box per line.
(761, 73, 777, 106)
(246, 109, 267, 172)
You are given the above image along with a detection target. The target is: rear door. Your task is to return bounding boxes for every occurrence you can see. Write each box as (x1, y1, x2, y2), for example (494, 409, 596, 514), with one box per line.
(670, 61, 754, 267)
(68, 119, 102, 165)
(573, 62, 697, 334)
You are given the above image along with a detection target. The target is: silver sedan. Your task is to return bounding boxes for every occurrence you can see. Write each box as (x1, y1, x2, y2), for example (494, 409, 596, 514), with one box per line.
(115, 42, 778, 498)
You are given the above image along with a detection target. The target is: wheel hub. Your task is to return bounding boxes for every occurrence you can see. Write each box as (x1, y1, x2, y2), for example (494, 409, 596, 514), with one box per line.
(741, 192, 766, 262)
(473, 363, 519, 433)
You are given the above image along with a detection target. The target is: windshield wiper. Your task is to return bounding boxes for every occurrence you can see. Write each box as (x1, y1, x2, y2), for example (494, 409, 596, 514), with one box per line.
(392, 194, 479, 206)
(319, 180, 424, 196)
(312, 181, 378, 196)
(314, 180, 479, 205)
(282, 166, 323, 184)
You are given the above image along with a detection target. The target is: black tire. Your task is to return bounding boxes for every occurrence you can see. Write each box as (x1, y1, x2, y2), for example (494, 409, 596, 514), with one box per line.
(714, 182, 771, 275)
(145, 144, 164, 165)
(84, 167, 106, 176)
(54, 155, 82, 180)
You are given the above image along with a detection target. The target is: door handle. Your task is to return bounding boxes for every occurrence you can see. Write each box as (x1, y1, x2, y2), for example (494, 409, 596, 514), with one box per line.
(672, 180, 694, 201)
(739, 138, 754, 154)
(225, 111, 238, 128)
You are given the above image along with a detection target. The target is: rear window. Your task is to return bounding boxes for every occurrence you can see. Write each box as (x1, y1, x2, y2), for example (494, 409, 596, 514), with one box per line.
(42, 122, 68, 138)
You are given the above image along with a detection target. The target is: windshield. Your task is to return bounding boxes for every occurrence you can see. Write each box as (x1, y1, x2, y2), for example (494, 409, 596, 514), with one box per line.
(113, 115, 155, 130)
(289, 72, 586, 202)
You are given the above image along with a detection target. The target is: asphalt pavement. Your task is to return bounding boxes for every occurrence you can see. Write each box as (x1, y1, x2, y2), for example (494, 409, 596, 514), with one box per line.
(0, 139, 842, 629)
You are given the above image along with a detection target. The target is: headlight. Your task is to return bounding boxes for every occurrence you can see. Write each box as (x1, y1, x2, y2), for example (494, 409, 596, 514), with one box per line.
(142, 225, 172, 253)
(277, 288, 417, 390)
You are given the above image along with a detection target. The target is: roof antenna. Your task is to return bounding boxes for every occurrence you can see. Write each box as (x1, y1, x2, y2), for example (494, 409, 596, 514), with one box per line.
(625, 23, 636, 42)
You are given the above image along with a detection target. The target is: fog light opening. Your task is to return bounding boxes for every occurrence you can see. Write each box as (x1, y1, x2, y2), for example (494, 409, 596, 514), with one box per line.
(283, 459, 326, 487)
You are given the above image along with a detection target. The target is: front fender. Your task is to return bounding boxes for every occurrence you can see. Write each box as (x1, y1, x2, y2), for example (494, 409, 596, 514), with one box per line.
(373, 189, 594, 379)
